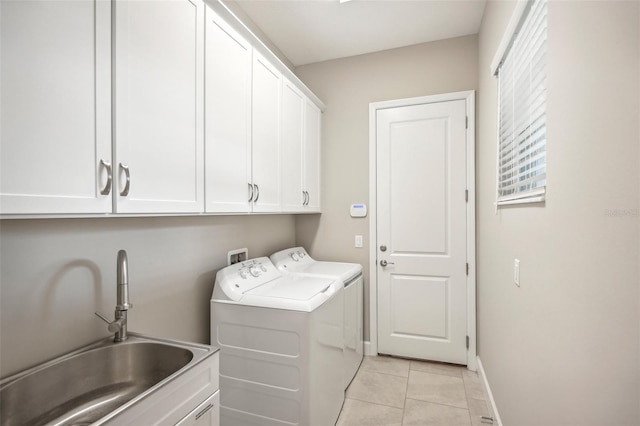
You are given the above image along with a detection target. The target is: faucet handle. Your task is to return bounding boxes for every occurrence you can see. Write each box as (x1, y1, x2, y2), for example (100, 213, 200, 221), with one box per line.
(95, 311, 111, 324)
(94, 312, 123, 333)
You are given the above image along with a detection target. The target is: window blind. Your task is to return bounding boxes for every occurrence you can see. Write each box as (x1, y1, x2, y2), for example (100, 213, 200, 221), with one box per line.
(496, 0, 547, 205)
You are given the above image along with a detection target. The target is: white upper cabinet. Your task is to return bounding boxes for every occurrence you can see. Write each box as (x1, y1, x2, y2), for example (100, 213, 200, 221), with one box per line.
(113, 0, 204, 214)
(251, 51, 282, 213)
(204, 8, 252, 213)
(0, 0, 112, 214)
(303, 99, 322, 212)
(281, 80, 305, 212)
(1, 0, 322, 218)
(280, 79, 322, 213)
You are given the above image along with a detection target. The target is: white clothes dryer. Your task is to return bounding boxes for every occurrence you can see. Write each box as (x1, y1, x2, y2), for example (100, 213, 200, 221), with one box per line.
(210, 257, 344, 426)
(270, 247, 364, 389)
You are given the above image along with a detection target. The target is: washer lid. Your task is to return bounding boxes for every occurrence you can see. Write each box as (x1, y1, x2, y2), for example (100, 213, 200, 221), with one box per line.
(298, 262, 363, 283)
(238, 275, 339, 312)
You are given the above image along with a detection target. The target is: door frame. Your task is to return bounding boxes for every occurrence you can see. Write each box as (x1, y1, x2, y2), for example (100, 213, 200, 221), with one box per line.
(368, 90, 477, 371)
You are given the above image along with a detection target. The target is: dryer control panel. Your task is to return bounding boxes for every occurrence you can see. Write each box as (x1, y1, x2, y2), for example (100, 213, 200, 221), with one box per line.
(270, 247, 315, 271)
(213, 257, 282, 302)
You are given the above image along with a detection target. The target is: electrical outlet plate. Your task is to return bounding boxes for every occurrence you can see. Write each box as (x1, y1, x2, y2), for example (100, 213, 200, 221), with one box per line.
(228, 248, 248, 265)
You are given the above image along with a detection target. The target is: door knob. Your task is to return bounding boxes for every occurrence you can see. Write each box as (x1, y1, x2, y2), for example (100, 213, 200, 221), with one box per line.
(380, 259, 395, 267)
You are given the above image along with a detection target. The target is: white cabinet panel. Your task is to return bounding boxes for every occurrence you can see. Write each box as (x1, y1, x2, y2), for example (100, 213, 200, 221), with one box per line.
(281, 80, 305, 212)
(280, 80, 322, 213)
(251, 52, 282, 213)
(303, 99, 322, 212)
(0, 0, 112, 214)
(114, 0, 204, 214)
(204, 8, 252, 213)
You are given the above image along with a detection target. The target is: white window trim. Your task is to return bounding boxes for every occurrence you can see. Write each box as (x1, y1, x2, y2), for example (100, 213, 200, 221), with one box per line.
(492, 0, 547, 207)
(490, 1, 531, 76)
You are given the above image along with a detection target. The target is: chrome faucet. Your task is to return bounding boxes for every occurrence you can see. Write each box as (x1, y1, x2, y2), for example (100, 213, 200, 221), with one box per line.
(96, 250, 133, 342)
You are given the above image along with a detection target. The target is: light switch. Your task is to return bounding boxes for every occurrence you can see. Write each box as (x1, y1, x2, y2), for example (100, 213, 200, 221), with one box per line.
(355, 235, 363, 248)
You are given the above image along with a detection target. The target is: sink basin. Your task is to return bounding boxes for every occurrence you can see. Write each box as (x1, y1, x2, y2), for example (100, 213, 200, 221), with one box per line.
(0, 334, 216, 426)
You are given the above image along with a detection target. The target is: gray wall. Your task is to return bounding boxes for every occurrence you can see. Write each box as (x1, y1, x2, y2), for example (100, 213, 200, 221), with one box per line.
(0, 215, 295, 377)
(477, 1, 640, 424)
(294, 35, 479, 341)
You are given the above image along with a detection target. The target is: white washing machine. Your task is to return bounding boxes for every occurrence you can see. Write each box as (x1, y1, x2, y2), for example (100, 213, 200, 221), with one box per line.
(210, 257, 344, 426)
(270, 247, 364, 388)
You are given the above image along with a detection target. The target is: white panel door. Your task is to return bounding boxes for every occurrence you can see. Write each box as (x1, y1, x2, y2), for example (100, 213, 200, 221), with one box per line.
(303, 100, 321, 212)
(204, 7, 252, 213)
(280, 79, 305, 212)
(0, 0, 111, 214)
(377, 100, 467, 364)
(251, 52, 281, 213)
(114, 0, 204, 214)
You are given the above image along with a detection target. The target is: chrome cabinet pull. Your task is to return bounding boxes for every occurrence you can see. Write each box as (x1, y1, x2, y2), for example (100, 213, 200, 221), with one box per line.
(248, 183, 254, 202)
(254, 184, 260, 202)
(119, 163, 130, 196)
(302, 191, 307, 206)
(100, 159, 112, 195)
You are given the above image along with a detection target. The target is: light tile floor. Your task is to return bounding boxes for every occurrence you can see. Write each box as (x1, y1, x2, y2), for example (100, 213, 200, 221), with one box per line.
(338, 356, 491, 426)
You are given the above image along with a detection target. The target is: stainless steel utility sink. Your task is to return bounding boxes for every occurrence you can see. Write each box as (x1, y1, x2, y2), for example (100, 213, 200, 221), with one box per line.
(0, 333, 216, 426)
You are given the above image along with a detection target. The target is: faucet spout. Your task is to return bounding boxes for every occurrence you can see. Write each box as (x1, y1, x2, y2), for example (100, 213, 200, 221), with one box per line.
(116, 250, 131, 311)
(94, 250, 133, 342)
(114, 249, 131, 342)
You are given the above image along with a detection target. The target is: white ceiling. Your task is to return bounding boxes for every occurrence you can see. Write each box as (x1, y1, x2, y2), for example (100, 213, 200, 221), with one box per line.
(227, 0, 487, 67)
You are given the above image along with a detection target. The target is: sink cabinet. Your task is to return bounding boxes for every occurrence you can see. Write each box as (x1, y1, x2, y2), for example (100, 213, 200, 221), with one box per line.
(105, 350, 219, 425)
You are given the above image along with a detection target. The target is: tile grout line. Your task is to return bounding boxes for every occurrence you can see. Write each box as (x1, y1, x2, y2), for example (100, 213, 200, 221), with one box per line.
(401, 367, 411, 425)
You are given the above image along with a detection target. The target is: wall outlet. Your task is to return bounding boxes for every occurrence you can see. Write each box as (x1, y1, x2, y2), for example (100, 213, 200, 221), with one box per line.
(514, 259, 520, 287)
(355, 235, 363, 248)
(228, 248, 248, 265)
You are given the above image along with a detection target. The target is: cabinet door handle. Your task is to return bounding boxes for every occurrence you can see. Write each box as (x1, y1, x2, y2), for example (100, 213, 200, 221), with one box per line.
(248, 183, 254, 202)
(305, 191, 310, 206)
(119, 163, 130, 197)
(254, 184, 260, 202)
(100, 159, 112, 195)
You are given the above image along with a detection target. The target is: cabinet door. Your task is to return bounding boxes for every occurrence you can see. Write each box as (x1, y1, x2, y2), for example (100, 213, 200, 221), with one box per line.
(251, 52, 282, 213)
(280, 79, 305, 213)
(114, 0, 204, 214)
(0, 0, 112, 214)
(304, 100, 322, 212)
(204, 7, 252, 213)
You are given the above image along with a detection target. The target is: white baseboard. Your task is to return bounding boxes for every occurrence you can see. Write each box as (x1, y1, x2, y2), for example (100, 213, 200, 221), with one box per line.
(477, 357, 503, 426)
(364, 340, 375, 356)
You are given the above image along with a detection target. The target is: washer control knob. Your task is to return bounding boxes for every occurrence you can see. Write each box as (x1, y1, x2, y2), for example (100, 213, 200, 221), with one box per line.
(239, 270, 248, 279)
(290, 253, 300, 262)
(297, 250, 305, 258)
(249, 266, 262, 277)
(260, 265, 267, 272)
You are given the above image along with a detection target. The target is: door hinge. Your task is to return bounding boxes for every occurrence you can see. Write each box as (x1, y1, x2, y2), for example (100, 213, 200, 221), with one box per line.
(466, 262, 469, 276)
(466, 335, 470, 349)
(465, 189, 468, 202)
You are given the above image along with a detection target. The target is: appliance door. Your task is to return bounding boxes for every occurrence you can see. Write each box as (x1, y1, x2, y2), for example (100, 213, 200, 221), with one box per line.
(309, 287, 345, 426)
(344, 273, 364, 388)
